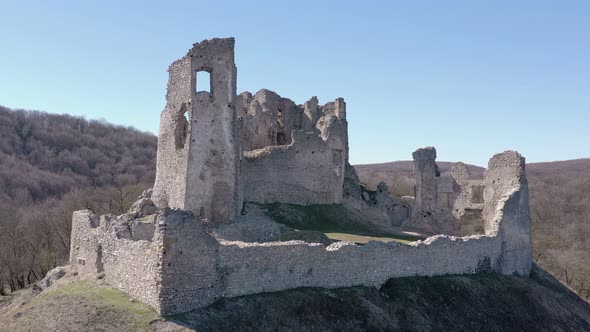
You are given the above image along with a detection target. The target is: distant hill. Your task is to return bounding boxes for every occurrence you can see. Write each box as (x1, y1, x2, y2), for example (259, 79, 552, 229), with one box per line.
(354, 158, 590, 183)
(0, 105, 157, 204)
(354, 158, 590, 301)
(355, 160, 485, 177)
(526, 158, 590, 177)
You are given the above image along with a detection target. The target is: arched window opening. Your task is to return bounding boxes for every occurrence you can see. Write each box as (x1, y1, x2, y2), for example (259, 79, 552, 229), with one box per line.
(196, 70, 211, 93)
(175, 105, 190, 150)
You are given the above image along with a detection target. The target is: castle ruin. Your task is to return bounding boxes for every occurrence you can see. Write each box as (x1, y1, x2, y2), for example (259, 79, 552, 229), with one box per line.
(70, 38, 533, 315)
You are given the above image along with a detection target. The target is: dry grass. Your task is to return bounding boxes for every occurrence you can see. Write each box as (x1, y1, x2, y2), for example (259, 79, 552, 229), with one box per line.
(0, 281, 158, 332)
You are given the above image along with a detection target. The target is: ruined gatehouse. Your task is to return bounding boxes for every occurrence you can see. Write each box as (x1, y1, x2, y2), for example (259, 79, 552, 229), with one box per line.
(70, 38, 533, 315)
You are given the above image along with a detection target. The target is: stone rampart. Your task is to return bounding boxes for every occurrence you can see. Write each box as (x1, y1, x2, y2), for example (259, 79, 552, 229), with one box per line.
(217, 235, 500, 299)
(70, 150, 532, 315)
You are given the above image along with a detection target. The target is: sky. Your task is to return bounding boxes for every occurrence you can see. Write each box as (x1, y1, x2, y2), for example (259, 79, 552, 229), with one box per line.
(1, 0, 589, 166)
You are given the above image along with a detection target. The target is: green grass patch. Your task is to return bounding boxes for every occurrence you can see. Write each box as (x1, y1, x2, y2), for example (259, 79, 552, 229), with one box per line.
(325, 232, 414, 244)
(42, 281, 155, 320)
(136, 215, 154, 222)
(262, 203, 424, 244)
(6, 281, 159, 331)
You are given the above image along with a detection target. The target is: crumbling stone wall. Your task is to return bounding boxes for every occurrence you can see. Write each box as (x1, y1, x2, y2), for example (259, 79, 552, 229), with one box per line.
(482, 151, 533, 275)
(409, 147, 457, 234)
(218, 235, 501, 299)
(451, 162, 485, 233)
(237, 91, 347, 152)
(70, 150, 533, 315)
(237, 90, 304, 150)
(152, 38, 241, 223)
(238, 90, 348, 206)
(69, 210, 162, 311)
(409, 147, 491, 236)
(157, 210, 221, 315)
(413, 147, 439, 210)
(242, 130, 345, 205)
(69, 211, 102, 276)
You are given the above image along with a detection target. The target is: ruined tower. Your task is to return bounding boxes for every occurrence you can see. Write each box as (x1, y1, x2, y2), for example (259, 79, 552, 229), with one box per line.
(152, 38, 241, 223)
(413, 146, 439, 210)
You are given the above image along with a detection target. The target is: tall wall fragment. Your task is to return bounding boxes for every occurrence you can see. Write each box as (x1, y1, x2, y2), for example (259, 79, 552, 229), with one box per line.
(483, 151, 533, 275)
(152, 38, 241, 223)
(413, 147, 438, 210)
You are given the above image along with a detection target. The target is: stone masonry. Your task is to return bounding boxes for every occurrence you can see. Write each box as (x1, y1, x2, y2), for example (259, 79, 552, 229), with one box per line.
(152, 38, 241, 223)
(238, 89, 348, 205)
(70, 38, 534, 315)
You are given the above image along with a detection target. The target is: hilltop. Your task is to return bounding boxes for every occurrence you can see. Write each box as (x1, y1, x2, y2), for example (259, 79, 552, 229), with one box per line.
(1, 264, 590, 331)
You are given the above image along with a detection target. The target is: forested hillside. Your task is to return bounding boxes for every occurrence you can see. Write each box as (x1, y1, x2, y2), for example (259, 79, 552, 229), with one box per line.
(355, 158, 590, 300)
(0, 106, 157, 293)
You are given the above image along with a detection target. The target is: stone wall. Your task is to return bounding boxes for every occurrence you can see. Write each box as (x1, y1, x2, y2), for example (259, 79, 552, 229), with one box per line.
(217, 235, 499, 298)
(152, 38, 241, 223)
(237, 90, 348, 206)
(483, 151, 533, 275)
(242, 130, 345, 205)
(157, 210, 221, 315)
(413, 147, 438, 210)
(237, 90, 305, 150)
(69, 211, 162, 311)
(410, 147, 491, 236)
(69, 211, 102, 276)
(237, 90, 347, 152)
(218, 151, 532, 306)
(70, 150, 533, 315)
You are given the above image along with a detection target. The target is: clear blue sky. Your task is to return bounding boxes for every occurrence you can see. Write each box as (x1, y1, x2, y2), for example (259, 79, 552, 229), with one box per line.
(1, 0, 589, 166)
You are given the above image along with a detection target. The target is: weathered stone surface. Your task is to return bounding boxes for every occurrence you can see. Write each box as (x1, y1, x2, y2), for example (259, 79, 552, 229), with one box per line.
(413, 147, 438, 210)
(37, 266, 67, 290)
(237, 89, 348, 206)
(152, 38, 241, 223)
(212, 207, 282, 243)
(243, 130, 345, 205)
(482, 151, 532, 275)
(127, 189, 157, 218)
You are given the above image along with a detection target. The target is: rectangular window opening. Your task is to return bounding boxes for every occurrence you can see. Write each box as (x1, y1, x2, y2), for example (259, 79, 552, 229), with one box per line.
(196, 71, 211, 93)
